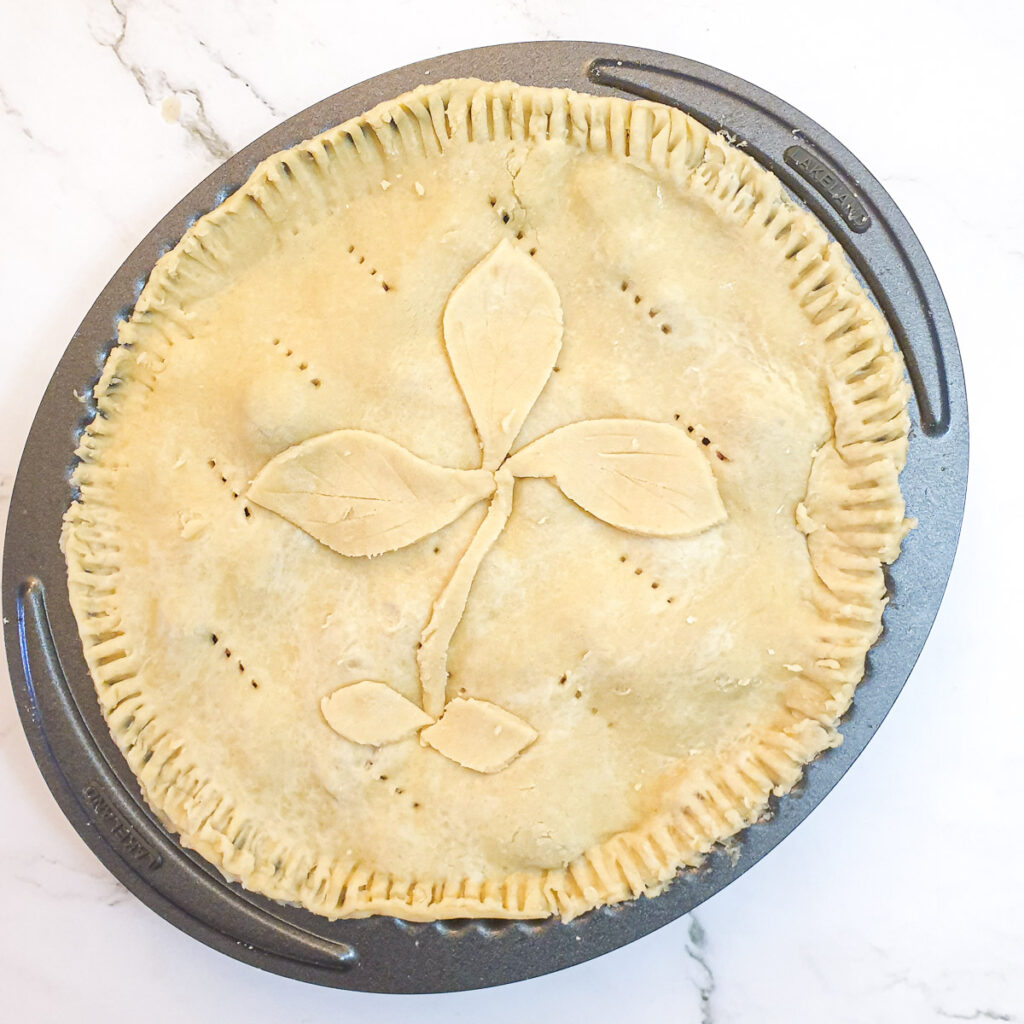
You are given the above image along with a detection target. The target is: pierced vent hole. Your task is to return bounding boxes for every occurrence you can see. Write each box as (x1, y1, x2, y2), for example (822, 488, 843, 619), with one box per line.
(675, 419, 731, 463)
(209, 630, 262, 691)
(620, 554, 672, 601)
(346, 242, 392, 290)
(619, 278, 674, 336)
(207, 457, 255, 518)
(267, 338, 321, 388)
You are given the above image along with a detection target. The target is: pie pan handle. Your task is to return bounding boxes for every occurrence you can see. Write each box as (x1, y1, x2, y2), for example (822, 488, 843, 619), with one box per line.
(586, 56, 957, 439)
(11, 578, 359, 977)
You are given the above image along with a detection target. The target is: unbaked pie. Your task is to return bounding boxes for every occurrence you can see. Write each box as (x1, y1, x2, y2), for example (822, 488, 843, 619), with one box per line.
(63, 79, 910, 920)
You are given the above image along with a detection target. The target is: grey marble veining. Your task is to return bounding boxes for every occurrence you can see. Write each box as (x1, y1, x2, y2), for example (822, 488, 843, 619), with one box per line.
(89, 0, 235, 158)
(684, 915, 716, 1024)
(0, 85, 54, 152)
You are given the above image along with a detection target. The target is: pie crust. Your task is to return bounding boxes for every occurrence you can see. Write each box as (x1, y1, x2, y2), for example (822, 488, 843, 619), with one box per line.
(62, 79, 910, 921)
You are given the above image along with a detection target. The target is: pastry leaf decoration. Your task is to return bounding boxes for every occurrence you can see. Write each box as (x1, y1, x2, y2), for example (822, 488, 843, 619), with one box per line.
(250, 242, 727, 773)
(507, 419, 727, 536)
(248, 429, 495, 557)
(320, 681, 433, 746)
(443, 238, 563, 470)
(420, 697, 538, 773)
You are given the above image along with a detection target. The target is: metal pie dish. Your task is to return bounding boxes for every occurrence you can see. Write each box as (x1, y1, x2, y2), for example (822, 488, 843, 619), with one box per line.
(2, 41, 967, 993)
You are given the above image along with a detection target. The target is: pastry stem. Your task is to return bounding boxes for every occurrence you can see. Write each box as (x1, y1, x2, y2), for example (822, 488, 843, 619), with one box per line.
(418, 465, 515, 718)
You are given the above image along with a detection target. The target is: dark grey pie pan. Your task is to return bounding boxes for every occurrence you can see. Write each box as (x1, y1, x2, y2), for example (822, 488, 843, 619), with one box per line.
(2, 41, 967, 993)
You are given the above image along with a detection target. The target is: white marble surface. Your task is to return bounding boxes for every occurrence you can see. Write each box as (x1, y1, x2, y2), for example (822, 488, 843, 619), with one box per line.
(1, 1, 1022, 1020)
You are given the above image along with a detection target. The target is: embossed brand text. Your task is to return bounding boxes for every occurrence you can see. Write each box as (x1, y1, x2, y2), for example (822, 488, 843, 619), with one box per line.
(784, 145, 871, 233)
(82, 783, 162, 870)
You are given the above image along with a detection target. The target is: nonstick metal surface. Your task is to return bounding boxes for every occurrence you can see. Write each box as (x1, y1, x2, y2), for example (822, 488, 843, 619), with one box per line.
(2, 41, 968, 992)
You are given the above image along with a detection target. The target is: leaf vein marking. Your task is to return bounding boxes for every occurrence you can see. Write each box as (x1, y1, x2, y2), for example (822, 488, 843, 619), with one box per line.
(259, 489, 397, 504)
(599, 465, 696, 511)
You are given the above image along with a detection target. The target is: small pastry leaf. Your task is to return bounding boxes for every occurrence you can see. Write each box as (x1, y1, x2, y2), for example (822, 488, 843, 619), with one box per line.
(443, 239, 563, 469)
(249, 429, 494, 556)
(420, 697, 538, 773)
(508, 419, 727, 537)
(321, 681, 433, 746)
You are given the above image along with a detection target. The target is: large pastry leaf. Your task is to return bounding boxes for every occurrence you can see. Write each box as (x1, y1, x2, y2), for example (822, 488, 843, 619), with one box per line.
(443, 239, 563, 469)
(507, 419, 727, 537)
(249, 429, 495, 556)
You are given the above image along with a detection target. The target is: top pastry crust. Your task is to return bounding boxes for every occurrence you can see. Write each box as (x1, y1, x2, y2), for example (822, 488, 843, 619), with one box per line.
(62, 79, 910, 921)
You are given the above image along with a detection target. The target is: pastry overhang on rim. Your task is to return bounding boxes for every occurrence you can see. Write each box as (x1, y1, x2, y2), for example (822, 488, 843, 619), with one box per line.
(62, 78, 910, 921)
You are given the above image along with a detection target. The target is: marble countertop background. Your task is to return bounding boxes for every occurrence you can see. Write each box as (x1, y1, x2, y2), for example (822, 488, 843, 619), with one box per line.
(1, 1, 1021, 1021)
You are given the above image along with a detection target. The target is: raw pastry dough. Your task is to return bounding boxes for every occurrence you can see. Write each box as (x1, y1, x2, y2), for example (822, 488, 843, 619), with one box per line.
(63, 79, 909, 921)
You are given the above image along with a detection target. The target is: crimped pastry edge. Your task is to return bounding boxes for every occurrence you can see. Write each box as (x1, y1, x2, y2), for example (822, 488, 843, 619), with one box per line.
(62, 78, 910, 922)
